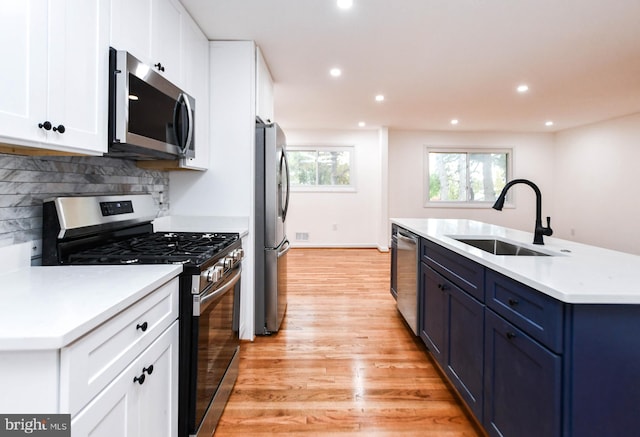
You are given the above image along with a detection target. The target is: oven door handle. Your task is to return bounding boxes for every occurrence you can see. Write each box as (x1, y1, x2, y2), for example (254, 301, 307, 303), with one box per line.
(193, 266, 242, 317)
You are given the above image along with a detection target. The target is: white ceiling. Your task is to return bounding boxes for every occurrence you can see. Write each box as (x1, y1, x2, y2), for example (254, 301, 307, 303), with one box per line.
(180, 0, 640, 133)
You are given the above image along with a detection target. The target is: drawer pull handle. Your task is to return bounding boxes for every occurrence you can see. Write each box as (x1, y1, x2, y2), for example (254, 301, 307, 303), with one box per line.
(136, 321, 148, 332)
(143, 365, 154, 375)
(133, 374, 146, 385)
(508, 298, 519, 306)
(506, 331, 517, 340)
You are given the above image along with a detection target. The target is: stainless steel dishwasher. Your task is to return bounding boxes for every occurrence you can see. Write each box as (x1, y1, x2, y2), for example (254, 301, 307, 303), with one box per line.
(391, 224, 419, 335)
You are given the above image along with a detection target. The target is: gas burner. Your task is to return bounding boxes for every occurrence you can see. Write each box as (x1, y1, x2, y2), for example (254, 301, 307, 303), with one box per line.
(63, 231, 240, 268)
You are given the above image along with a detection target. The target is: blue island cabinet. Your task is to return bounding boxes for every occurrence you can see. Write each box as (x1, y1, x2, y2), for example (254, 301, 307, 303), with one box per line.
(565, 304, 640, 437)
(483, 310, 562, 437)
(418, 237, 640, 437)
(420, 239, 485, 422)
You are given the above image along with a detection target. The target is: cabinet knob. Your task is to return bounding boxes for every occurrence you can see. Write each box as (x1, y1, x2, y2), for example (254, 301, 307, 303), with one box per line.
(437, 283, 449, 291)
(154, 62, 165, 72)
(143, 365, 154, 375)
(133, 374, 146, 385)
(508, 298, 519, 306)
(38, 121, 52, 131)
(52, 124, 66, 134)
(136, 321, 148, 332)
(506, 332, 517, 340)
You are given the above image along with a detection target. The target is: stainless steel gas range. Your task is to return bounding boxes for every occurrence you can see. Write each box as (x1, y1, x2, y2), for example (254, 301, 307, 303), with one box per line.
(42, 194, 242, 437)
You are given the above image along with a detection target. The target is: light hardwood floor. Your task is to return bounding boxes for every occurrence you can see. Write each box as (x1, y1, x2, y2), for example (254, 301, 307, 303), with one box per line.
(215, 248, 481, 436)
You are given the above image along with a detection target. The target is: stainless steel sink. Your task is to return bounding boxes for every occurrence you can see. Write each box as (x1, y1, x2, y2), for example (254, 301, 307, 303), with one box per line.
(452, 238, 551, 256)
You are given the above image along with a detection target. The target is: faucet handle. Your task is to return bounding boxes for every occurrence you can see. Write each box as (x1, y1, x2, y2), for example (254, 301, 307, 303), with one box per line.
(545, 216, 553, 236)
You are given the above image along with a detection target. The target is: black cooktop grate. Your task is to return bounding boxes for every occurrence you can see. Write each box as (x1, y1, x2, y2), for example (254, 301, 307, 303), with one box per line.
(67, 232, 239, 266)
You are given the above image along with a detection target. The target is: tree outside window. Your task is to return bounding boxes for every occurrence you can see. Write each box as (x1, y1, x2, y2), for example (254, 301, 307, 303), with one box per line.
(288, 146, 354, 191)
(426, 149, 510, 205)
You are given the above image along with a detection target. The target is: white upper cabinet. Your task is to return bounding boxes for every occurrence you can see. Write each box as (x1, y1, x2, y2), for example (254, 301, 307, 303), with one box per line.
(179, 15, 210, 170)
(0, 1, 47, 146)
(109, 0, 152, 66)
(256, 46, 275, 123)
(110, 0, 183, 87)
(151, 0, 182, 85)
(0, 0, 109, 155)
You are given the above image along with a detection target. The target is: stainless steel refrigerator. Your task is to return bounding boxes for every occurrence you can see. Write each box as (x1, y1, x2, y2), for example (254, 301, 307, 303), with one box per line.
(255, 120, 290, 335)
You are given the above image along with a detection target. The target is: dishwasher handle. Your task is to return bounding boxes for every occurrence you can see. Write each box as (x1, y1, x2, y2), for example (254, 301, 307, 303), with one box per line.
(396, 232, 418, 245)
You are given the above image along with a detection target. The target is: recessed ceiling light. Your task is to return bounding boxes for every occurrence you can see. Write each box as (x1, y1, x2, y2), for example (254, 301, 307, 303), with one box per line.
(337, 0, 353, 9)
(375, 94, 385, 102)
(545, 121, 554, 127)
(358, 121, 366, 127)
(329, 68, 342, 77)
(450, 119, 459, 125)
(517, 84, 529, 93)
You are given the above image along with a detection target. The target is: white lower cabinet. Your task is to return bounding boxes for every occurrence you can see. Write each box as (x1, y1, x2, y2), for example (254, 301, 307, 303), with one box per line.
(71, 321, 178, 437)
(0, 276, 180, 436)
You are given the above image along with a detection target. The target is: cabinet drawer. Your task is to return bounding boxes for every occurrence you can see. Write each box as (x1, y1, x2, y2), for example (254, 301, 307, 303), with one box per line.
(60, 278, 179, 416)
(422, 239, 484, 302)
(486, 270, 563, 353)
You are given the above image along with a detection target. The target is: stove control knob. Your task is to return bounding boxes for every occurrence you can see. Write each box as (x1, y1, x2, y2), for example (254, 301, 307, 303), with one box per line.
(232, 248, 244, 262)
(223, 256, 234, 269)
(204, 265, 224, 283)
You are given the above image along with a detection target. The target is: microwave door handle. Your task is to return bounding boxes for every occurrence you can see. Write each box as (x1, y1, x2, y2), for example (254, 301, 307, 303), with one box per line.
(182, 94, 194, 155)
(173, 94, 192, 157)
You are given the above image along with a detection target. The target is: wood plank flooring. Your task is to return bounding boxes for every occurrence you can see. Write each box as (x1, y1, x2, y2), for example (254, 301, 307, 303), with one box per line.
(214, 248, 481, 436)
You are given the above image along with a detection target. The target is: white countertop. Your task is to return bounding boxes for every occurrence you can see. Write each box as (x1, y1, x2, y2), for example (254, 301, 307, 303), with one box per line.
(391, 218, 640, 304)
(153, 215, 249, 237)
(0, 264, 182, 351)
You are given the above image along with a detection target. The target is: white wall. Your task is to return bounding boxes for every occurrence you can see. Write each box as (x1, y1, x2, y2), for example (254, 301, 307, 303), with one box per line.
(170, 41, 257, 339)
(285, 129, 384, 248)
(553, 112, 640, 254)
(388, 130, 556, 240)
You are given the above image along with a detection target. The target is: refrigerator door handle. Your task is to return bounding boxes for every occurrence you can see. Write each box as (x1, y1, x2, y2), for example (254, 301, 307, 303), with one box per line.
(278, 239, 291, 258)
(281, 151, 290, 222)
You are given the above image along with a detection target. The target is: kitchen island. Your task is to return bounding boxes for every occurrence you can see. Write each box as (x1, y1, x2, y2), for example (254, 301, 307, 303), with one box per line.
(391, 218, 640, 437)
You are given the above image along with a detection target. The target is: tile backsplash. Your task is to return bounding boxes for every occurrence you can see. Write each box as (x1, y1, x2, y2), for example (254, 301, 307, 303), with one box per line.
(0, 153, 170, 249)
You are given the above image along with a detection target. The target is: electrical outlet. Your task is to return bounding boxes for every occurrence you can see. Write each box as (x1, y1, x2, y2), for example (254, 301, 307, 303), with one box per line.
(31, 239, 42, 259)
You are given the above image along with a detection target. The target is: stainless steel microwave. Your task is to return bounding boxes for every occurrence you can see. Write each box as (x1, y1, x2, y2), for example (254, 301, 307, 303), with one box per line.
(107, 48, 195, 160)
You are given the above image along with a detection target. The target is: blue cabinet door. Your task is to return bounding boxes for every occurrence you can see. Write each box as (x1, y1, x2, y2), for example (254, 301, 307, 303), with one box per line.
(446, 284, 484, 421)
(420, 263, 447, 366)
(484, 310, 561, 437)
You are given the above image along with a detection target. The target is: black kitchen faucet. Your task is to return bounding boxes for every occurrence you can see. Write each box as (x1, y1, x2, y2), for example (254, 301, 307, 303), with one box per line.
(492, 178, 553, 245)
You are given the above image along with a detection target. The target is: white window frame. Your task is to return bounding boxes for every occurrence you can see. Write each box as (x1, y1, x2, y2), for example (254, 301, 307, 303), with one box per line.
(287, 145, 356, 192)
(424, 147, 513, 208)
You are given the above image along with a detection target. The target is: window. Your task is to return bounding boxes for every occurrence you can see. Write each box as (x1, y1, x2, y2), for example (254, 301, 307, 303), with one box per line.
(288, 146, 355, 191)
(425, 148, 511, 206)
